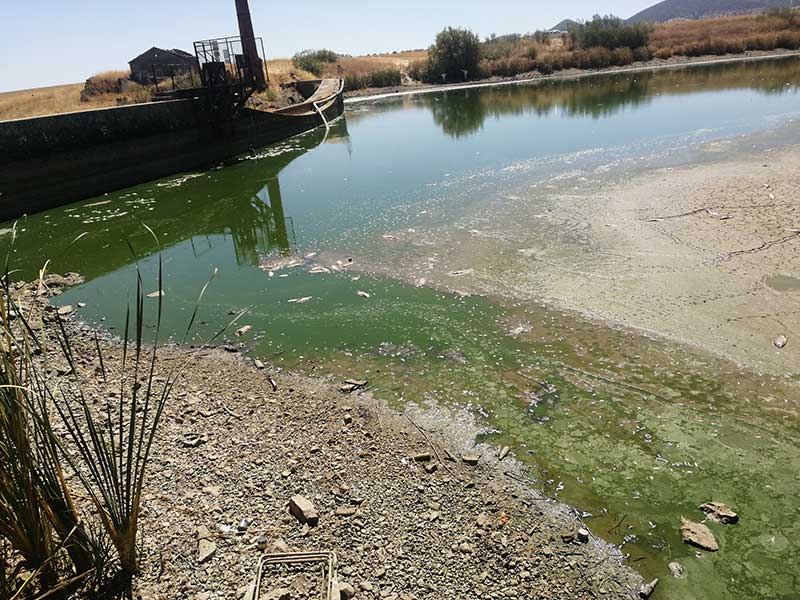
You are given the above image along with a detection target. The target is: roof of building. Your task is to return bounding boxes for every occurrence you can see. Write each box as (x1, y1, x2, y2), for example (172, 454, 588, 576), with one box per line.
(129, 47, 195, 64)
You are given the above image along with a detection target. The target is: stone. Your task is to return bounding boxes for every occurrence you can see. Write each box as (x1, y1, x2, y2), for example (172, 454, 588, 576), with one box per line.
(680, 517, 719, 551)
(253, 359, 265, 370)
(272, 539, 290, 553)
(413, 452, 432, 462)
(57, 305, 74, 316)
(256, 534, 269, 551)
(424, 462, 438, 473)
(198, 529, 216, 563)
(576, 528, 590, 543)
(462, 453, 480, 466)
(334, 582, 356, 600)
(237, 518, 250, 532)
(266, 588, 291, 600)
(344, 413, 353, 424)
(289, 495, 319, 526)
(335, 506, 358, 517)
(360, 581, 374, 592)
(668, 562, 685, 578)
(639, 579, 658, 599)
(699, 502, 739, 524)
(773, 334, 788, 349)
(499, 446, 511, 461)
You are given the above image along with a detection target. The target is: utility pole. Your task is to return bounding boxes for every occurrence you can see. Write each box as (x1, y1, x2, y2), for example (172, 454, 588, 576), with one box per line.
(235, 0, 266, 90)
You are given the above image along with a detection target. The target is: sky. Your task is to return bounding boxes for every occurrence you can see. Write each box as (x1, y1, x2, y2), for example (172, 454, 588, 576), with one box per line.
(0, 0, 655, 92)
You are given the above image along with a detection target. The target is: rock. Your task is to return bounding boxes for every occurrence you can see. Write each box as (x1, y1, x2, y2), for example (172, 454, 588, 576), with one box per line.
(413, 452, 432, 462)
(335, 506, 358, 517)
(476, 513, 491, 528)
(577, 528, 590, 543)
(289, 495, 319, 526)
(462, 453, 480, 466)
(57, 305, 74, 316)
(343, 413, 353, 424)
(333, 582, 356, 600)
(197, 526, 216, 563)
(253, 359, 265, 370)
(424, 462, 438, 473)
(360, 581, 374, 592)
(680, 517, 719, 551)
(272, 539, 290, 553)
(773, 334, 788, 349)
(639, 578, 658, 599)
(265, 588, 291, 600)
(699, 502, 739, 524)
(499, 446, 511, 461)
(237, 518, 250, 532)
(256, 534, 268, 551)
(182, 433, 208, 448)
(668, 562, 685, 578)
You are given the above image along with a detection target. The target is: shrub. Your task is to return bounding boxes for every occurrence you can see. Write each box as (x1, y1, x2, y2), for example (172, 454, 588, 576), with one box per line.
(633, 46, 652, 62)
(292, 49, 338, 76)
(572, 15, 651, 50)
(611, 47, 634, 65)
(369, 68, 402, 88)
(427, 27, 482, 82)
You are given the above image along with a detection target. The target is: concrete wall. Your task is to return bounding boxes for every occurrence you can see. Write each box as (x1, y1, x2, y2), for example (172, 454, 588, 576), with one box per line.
(0, 91, 343, 221)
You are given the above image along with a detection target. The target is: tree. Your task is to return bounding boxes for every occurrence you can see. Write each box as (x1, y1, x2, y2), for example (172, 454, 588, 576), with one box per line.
(428, 27, 482, 82)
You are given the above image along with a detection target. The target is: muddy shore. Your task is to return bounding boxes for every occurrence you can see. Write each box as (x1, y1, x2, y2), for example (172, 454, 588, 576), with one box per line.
(17, 277, 644, 599)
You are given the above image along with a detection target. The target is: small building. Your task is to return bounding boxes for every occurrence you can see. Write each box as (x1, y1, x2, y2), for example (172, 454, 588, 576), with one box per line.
(129, 47, 198, 84)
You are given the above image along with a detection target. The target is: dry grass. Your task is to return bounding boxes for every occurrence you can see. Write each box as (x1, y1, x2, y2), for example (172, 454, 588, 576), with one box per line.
(649, 12, 800, 57)
(365, 50, 429, 68)
(0, 83, 116, 121)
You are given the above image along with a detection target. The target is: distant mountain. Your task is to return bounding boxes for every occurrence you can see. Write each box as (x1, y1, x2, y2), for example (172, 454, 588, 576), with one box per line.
(627, 0, 799, 23)
(550, 19, 579, 31)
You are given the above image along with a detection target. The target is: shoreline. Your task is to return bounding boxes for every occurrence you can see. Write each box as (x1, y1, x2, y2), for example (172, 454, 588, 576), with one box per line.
(19, 276, 644, 599)
(345, 49, 800, 104)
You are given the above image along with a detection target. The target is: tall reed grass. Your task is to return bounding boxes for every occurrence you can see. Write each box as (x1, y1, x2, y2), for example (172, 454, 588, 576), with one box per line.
(0, 226, 239, 597)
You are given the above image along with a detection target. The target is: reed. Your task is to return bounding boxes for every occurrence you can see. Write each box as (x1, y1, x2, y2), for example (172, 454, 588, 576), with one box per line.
(0, 226, 238, 596)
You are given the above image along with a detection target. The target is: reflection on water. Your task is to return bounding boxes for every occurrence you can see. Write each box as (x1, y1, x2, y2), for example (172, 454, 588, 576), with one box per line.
(3, 57, 800, 600)
(418, 57, 800, 138)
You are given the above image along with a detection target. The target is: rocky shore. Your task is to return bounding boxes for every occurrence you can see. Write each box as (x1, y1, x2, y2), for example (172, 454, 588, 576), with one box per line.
(18, 276, 644, 599)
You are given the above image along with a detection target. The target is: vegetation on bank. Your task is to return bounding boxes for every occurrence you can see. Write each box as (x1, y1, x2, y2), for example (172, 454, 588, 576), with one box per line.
(0, 248, 232, 598)
(292, 49, 403, 90)
(407, 10, 800, 83)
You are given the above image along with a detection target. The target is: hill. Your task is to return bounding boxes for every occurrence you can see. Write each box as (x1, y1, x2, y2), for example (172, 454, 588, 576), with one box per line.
(551, 18, 579, 30)
(627, 0, 799, 23)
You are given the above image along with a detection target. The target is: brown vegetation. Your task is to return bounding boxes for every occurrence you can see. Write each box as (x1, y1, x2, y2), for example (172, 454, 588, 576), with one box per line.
(648, 11, 800, 58)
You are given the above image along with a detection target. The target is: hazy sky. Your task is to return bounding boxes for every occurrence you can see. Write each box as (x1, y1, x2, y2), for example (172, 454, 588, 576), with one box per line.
(1, 0, 655, 92)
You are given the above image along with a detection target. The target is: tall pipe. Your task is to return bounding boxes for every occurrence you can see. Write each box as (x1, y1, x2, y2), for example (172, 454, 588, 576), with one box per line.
(235, 0, 266, 90)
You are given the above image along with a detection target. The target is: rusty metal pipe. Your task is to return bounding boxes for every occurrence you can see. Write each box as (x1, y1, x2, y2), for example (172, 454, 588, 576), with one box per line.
(235, 0, 266, 90)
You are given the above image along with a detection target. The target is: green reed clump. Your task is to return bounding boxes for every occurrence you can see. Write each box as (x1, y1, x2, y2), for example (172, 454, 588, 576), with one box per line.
(0, 226, 236, 597)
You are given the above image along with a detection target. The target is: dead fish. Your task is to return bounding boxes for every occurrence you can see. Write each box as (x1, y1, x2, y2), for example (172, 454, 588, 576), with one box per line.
(448, 269, 474, 277)
(356, 291, 371, 299)
(147, 290, 164, 298)
(235, 325, 252, 337)
(288, 296, 313, 304)
(304, 252, 318, 259)
(308, 266, 331, 274)
(773, 335, 788, 349)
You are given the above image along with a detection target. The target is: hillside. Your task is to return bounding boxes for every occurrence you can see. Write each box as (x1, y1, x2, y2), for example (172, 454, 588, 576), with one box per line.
(551, 18, 579, 30)
(628, 0, 799, 23)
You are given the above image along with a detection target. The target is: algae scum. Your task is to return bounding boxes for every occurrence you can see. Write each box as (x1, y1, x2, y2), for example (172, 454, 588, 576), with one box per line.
(6, 58, 800, 599)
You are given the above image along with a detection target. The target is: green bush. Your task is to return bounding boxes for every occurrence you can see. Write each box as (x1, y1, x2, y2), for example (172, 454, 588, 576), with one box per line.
(427, 27, 482, 82)
(343, 69, 402, 91)
(292, 49, 338, 76)
(611, 47, 634, 65)
(572, 15, 651, 50)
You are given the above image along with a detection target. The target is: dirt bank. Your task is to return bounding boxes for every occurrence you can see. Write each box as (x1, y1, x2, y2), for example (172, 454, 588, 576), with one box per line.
(12, 277, 644, 599)
(345, 49, 800, 104)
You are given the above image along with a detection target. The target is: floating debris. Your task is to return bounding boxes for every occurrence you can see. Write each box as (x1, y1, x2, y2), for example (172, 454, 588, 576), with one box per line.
(288, 297, 313, 304)
(308, 266, 331, 274)
(147, 290, 164, 298)
(235, 325, 252, 337)
(356, 290, 371, 299)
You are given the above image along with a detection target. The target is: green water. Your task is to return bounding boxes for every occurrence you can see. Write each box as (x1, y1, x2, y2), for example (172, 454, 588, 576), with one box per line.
(4, 57, 800, 599)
